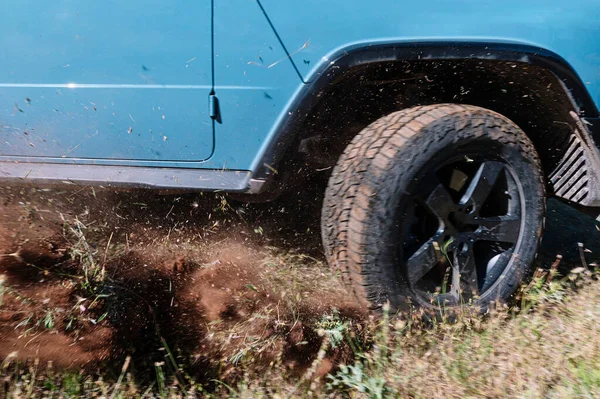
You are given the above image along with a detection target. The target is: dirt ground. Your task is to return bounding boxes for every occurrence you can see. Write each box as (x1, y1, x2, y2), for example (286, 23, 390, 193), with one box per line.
(0, 179, 598, 382)
(0, 179, 366, 382)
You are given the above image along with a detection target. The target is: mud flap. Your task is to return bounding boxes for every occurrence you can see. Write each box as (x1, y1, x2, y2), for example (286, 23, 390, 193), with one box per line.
(549, 112, 600, 207)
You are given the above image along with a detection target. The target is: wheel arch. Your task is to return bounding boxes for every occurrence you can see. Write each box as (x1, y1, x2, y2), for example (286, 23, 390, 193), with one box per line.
(251, 41, 600, 206)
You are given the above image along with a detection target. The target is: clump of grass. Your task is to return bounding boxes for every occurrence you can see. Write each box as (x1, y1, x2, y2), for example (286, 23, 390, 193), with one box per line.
(259, 247, 347, 309)
(68, 218, 105, 290)
(0, 273, 6, 307)
(315, 310, 348, 349)
(517, 254, 592, 312)
(326, 303, 392, 399)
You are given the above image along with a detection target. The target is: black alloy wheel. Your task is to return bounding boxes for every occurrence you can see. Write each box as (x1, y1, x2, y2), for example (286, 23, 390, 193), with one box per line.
(322, 104, 545, 312)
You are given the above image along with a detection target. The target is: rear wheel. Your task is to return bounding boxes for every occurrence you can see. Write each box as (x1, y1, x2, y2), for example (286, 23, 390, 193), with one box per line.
(321, 104, 545, 311)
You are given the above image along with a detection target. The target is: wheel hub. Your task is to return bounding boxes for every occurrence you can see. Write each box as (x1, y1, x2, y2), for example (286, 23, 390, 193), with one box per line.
(403, 158, 523, 305)
(444, 207, 478, 250)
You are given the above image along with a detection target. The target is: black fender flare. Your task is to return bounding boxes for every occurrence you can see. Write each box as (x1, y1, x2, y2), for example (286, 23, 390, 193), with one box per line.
(251, 41, 600, 204)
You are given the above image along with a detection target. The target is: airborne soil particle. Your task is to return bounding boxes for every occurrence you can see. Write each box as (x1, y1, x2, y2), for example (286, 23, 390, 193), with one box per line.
(0, 182, 597, 381)
(0, 183, 362, 382)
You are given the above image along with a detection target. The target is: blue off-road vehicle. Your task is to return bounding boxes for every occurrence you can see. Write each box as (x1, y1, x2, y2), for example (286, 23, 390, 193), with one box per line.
(2, 1, 600, 312)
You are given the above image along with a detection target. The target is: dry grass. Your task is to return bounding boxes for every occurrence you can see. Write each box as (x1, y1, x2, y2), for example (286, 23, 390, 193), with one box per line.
(3, 257, 600, 398)
(380, 273, 600, 399)
(3, 187, 600, 398)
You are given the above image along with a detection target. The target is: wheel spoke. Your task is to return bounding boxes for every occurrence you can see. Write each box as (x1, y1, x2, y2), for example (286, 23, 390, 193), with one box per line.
(425, 183, 456, 218)
(450, 247, 479, 300)
(407, 237, 442, 286)
(473, 215, 520, 244)
(459, 161, 504, 208)
(481, 248, 514, 291)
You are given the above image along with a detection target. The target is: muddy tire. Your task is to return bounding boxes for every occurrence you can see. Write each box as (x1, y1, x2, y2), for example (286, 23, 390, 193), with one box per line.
(321, 104, 545, 311)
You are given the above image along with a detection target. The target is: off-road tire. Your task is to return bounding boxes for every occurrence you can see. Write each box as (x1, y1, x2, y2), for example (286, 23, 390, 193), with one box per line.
(321, 104, 546, 311)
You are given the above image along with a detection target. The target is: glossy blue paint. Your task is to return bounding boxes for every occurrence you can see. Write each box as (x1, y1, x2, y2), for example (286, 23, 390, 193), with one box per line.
(206, 0, 300, 170)
(2, 0, 600, 186)
(260, 0, 600, 107)
(0, 0, 214, 164)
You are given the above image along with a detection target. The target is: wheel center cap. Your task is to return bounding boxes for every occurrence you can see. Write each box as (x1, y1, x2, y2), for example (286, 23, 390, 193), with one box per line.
(448, 210, 467, 228)
(447, 208, 478, 236)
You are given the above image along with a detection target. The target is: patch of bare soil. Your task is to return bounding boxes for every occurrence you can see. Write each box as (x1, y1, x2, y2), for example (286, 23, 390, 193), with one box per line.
(0, 181, 363, 383)
(1, 178, 597, 384)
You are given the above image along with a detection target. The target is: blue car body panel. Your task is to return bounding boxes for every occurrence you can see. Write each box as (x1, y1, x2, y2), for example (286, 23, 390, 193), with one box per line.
(0, 0, 214, 165)
(260, 0, 600, 108)
(1, 0, 600, 185)
(208, 0, 300, 170)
